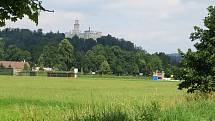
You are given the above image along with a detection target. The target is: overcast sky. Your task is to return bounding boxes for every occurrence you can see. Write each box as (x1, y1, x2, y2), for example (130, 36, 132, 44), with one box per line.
(3, 0, 214, 53)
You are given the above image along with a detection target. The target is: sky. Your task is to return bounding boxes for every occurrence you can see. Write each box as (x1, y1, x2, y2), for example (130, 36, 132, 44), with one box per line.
(3, 0, 214, 53)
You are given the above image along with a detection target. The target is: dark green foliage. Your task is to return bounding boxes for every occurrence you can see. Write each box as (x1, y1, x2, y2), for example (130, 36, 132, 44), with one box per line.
(38, 45, 60, 68)
(4, 45, 31, 61)
(147, 54, 162, 73)
(69, 34, 135, 52)
(164, 64, 174, 78)
(82, 44, 164, 75)
(85, 50, 106, 72)
(0, 38, 4, 60)
(100, 60, 111, 75)
(0, 28, 65, 63)
(97, 34, 135, 51)
(178, 6, 215, 93)
(58, 39, 75, 71)
(155, 52, 171, 68)
(0, 28, 179, 75)
(38, 39, 75, 71)
(0, 0, 50, 26)
(155, 52, 181, 78)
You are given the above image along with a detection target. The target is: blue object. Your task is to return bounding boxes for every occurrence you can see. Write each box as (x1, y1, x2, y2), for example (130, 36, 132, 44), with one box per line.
(152, 76, 158, 80)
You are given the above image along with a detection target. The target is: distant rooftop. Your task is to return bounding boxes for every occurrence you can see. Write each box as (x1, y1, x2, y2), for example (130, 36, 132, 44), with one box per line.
(0, 61, 29, 69)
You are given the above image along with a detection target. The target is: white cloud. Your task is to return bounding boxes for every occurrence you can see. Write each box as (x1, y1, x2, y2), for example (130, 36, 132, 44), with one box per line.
(38, 11, 86, 32)
(5, 11, 86, 32)
(104, 0, 184, 18)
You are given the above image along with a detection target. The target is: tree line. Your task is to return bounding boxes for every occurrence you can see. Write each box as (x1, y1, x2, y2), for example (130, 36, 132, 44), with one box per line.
(0, 28, 180, 76)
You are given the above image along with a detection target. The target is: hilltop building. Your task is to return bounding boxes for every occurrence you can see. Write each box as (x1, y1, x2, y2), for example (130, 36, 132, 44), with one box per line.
(65, 20, 102, 40)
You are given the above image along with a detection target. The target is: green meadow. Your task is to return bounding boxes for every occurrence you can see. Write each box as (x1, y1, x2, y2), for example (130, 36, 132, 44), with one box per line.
(0, 76, 214, 121)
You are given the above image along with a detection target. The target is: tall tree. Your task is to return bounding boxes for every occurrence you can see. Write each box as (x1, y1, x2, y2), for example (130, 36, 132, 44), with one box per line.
(100, 60, 111, 75)
(146, 54, 162, 74)
(0, 0, 51, 26)
(0, 38, 4, 60)
(135, 51, 147, 73)
(58, 39, 75, 71)
(155, 52, 171, 68)
(38, 45, 60, 68)
(4, 45, 31, 61)
(178, 6, 215, 93)
(85, 50, 106, 72)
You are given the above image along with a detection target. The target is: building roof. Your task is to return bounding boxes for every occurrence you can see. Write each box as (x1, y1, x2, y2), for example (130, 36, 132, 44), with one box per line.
(0, 61, 29, 69)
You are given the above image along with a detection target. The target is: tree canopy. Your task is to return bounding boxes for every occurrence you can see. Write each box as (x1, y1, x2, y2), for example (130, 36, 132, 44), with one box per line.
(0, 28, 180, 75)
(0, 38, 4, 60)
(100, 60, 111, 75)
(178, 6, 215, 93)
(58, 39, 75, 71)
(0, 0, 51, 27)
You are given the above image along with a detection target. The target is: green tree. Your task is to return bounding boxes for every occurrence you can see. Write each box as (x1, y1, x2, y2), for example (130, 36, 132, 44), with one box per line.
(0, 0, 52, 26)
(91, 44, 107, 56)
(164, 64, 172, 78)
(18, 50, 31, 62)
(38, 45, 60, 68)
(135, 51, 147, 73)
(155, 52, 171, 69)
(115, 65, 123, 76)
(74, 52, 85, 72)
(85, 50, 106, 72)
(100, 60, 111, 75)
(178, 6, 215, 93)
(147, 55, 162, 73)
(109, 46, 125, 75)
(4, 45, 31, 61)
(58, 39, 75, 71)
(0, 38, 4, 60)
(132, 64, 139, 75)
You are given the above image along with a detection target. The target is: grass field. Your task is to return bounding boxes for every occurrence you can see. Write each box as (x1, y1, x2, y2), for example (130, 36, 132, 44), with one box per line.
(0, 75, 214, 121)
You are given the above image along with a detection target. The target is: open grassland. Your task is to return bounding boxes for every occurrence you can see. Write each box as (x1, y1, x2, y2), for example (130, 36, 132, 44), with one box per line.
(0, 76, 214, 121)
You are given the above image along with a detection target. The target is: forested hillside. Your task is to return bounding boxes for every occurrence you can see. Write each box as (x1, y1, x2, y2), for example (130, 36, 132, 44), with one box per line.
(0, 28, 180, 76)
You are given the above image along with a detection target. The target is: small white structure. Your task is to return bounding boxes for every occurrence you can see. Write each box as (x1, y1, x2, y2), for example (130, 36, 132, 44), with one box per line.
(65, 20, 102, 40)
(163, 78, 171, 81)
(32, 67, 40, 72)
(74, 68, 78, 78)
(43, 67, 53, 72)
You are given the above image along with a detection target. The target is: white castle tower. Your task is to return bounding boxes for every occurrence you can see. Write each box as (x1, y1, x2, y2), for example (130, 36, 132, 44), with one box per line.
(72, 20, 80, 35)
(65, 20, 102, 40)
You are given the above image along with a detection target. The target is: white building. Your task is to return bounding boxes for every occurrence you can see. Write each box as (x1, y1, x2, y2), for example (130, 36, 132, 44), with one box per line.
(65, 20, 102, 40)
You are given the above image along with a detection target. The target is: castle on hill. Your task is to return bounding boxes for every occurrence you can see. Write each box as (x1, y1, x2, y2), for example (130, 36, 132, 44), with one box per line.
(65, 20, 102, 40)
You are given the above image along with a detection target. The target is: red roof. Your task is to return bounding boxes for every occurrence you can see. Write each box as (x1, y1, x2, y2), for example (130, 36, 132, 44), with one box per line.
(0, 61, 29, 69)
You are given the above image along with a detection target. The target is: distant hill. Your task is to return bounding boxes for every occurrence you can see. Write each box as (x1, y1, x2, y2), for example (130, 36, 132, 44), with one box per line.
(0, 28, 180, 74)
(0, 28, 136, 63)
